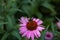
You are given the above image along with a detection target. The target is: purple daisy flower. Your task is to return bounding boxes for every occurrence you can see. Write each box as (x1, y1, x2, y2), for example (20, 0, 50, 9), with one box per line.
(45, 32, 53, 40)
(19, 17, 45, 40)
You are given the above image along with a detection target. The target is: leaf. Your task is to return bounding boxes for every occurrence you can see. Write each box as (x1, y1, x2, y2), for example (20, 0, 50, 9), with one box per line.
(22, 6, 31, 17)
(55, 16, 60, 21)
(0, 16, 4, 19)
(21, 0, 38, 17)
(8, 8, 17, 15)
(6, 15, 15, 31)
(0, 22, 7, 32)
(11, 30, 21, 40)
(6, 0, 17, 15)
(51, 22, 56, 35)
(0, 0, 4, 13)
(42, 1, 56, 16)
(52, 0, 60, 2)
(36, 12, 43, 19)
(1, 32, 9, 40)
(0, 23, 4, 33)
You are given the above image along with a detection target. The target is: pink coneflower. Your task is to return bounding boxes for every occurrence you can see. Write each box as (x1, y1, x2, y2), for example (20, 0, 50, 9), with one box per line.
(19, 17, 45, 40)
(45, 32, 53, 40)
(57, 22, 60, 29)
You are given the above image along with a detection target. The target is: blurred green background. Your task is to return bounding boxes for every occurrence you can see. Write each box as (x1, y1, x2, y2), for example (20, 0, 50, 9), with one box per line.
(0, 0, 60, 40)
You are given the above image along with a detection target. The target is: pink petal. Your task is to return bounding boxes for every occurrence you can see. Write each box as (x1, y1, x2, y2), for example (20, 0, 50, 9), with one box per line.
(26, 31, 31, 39)
(35, 19, 40, 22)
(20, 29, 27, 34)
(37, 26, 45, 31)
(36, 30, 41, 37)
(19, 24, 26, 26)
(33, 30, 38, 38)
(37, 20, 43, 25)
(33, 18, 39, 22)
(19, 17, 28, 24)
(25, 18, 29, 22)
(19, 27, 27, 34)
(31, 32, 34, 40)
(19, 27, 25, 30)
(33, 18, 36, 21)
(33, 18, 43, 25)
(22, 31, 28, 37)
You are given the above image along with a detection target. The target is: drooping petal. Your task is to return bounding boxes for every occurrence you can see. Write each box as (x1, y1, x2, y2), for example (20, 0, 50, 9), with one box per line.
(37, 20, 43, 25)
(33, 30, 38, 38)
(19, 27, 26, 30)
(19, 24, 26, 26)
(37, 26, 45, 31)
(36, 30, 41, 37)
(22, 31, 28, 37)
(26, 31, 31, 39)
(19, 27, 27, 34)
(31, 32, 34, 40)
(20, 29, 27, 34)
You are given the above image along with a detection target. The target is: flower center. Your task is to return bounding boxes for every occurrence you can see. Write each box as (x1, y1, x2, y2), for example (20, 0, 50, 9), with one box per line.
(46, 34, 51, 37)
(26, 21, 37, 30)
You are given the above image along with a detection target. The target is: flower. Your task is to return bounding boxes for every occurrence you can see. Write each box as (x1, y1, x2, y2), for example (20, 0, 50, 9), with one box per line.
(57, 22, 60, 29)
(19, 17, 45, 40)
(45, 32, 53, 40)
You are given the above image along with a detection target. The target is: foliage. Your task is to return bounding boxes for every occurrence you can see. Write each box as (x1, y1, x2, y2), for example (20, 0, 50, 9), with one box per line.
(0, 0, 60, 40)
